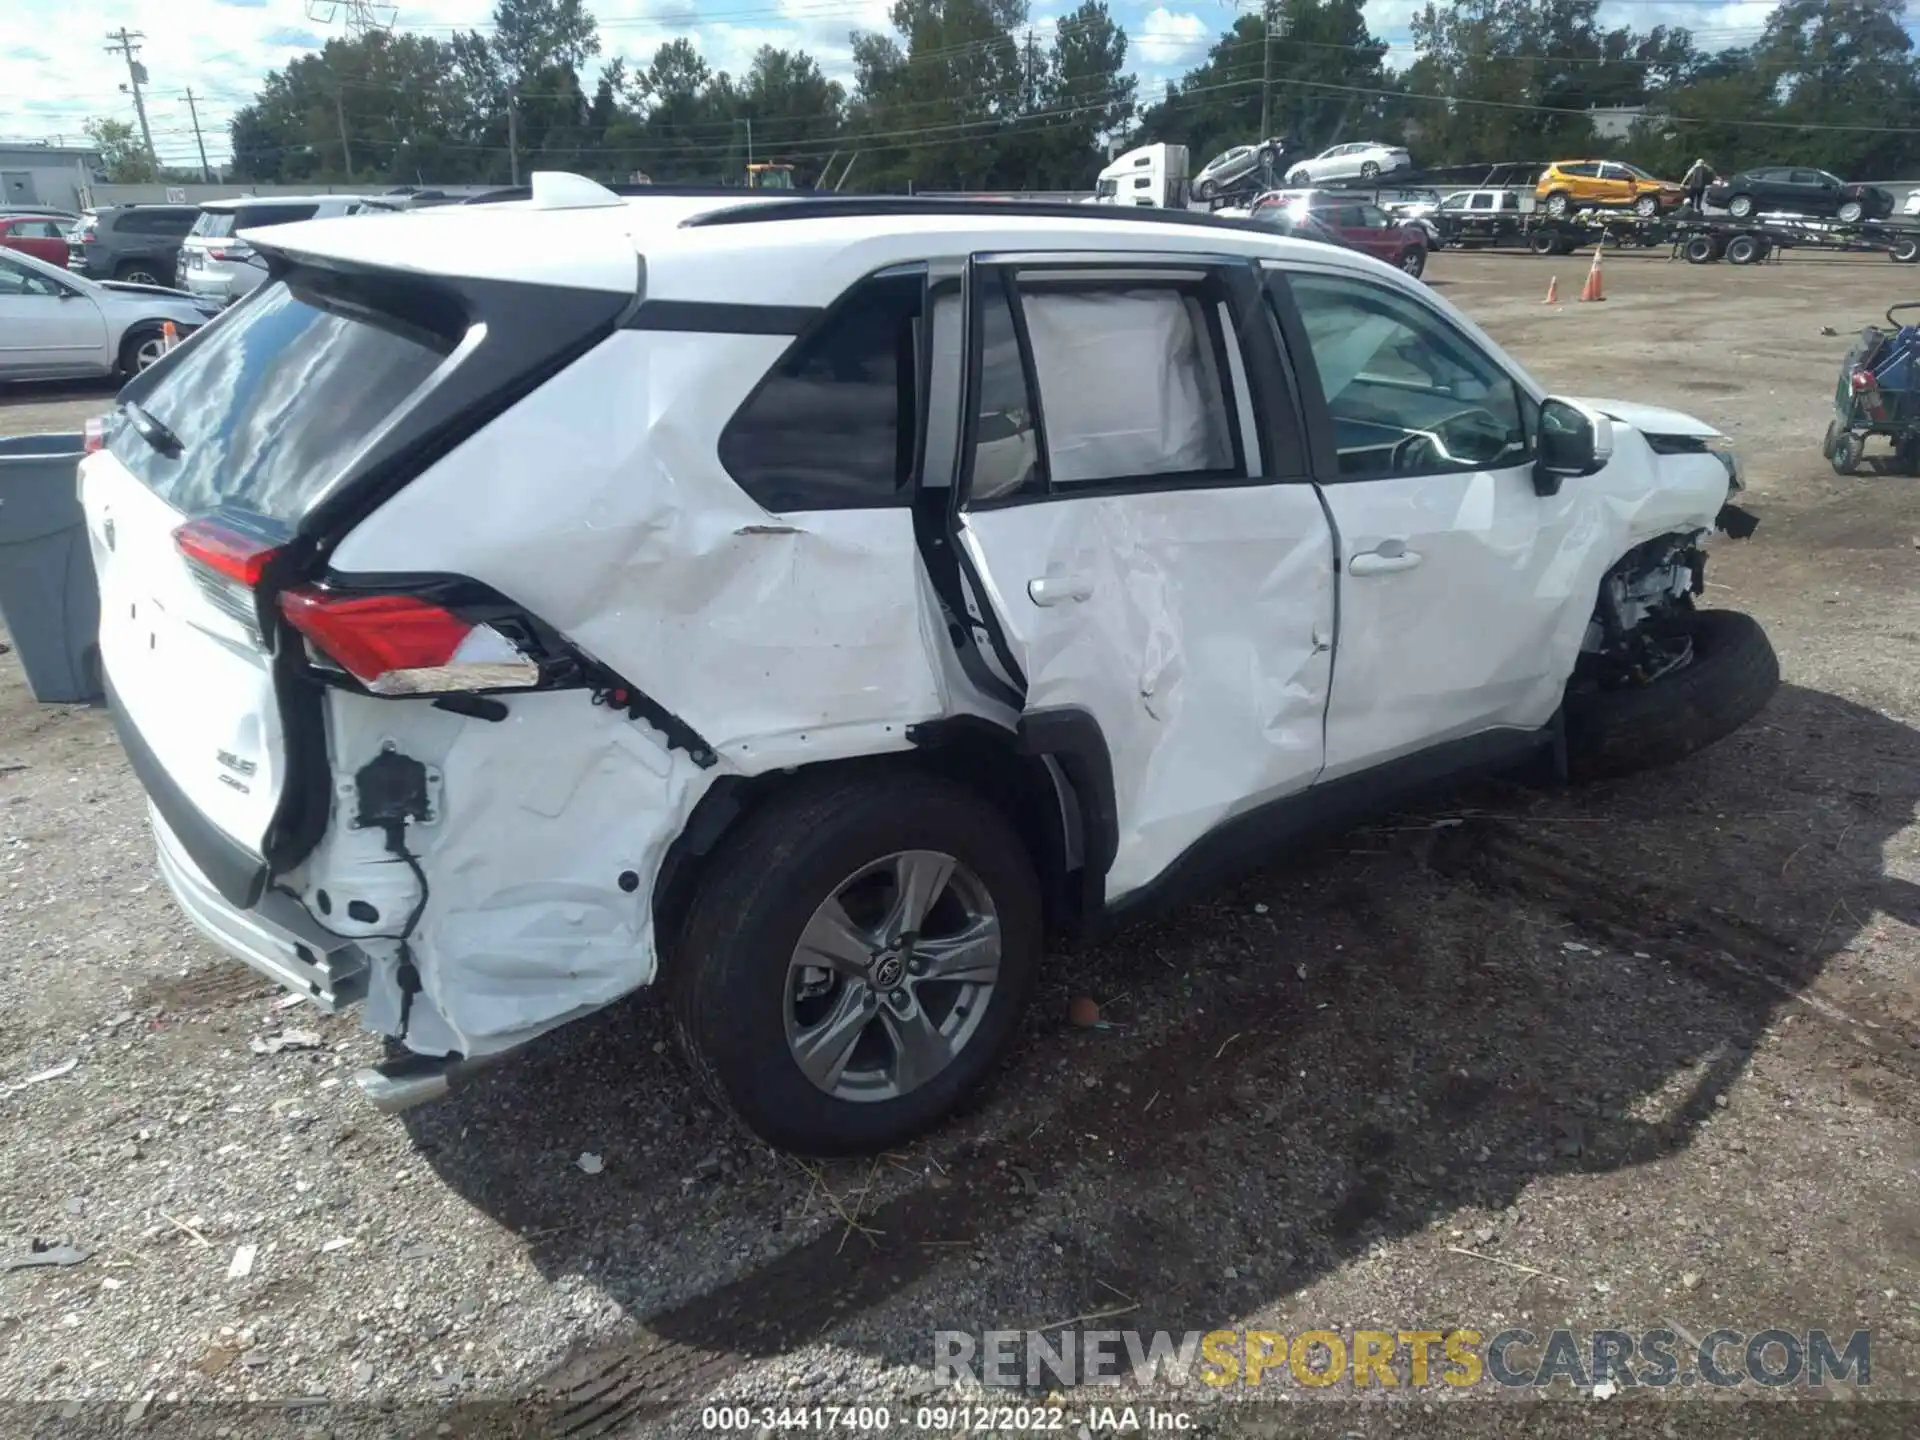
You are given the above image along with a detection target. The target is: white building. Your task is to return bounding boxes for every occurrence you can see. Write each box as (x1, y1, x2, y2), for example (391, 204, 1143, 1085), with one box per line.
(0, 142, 104, 214)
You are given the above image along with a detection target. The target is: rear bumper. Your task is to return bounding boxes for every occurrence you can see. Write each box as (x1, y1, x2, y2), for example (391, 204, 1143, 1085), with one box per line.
(151, 805, 370, 1011)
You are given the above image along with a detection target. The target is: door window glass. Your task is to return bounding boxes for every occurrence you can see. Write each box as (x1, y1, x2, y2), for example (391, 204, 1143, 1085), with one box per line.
(0, 254, 61, 296)
(969, 272, 1041, 502)
(1015, 282, 1240, 488)
(1284, 273, 1532, 480)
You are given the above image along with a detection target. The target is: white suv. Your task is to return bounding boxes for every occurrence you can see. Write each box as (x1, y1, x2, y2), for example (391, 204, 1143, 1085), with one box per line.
(177, 195, 398, 305)
(80, 174, 1772, 1155)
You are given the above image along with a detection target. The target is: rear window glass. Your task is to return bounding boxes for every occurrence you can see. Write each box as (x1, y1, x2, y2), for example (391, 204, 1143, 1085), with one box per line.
(193, 205, 320, 239)
(109, 278, 456, 524)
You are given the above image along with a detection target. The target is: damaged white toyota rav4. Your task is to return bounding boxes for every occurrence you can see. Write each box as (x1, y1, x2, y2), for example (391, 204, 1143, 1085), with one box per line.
(82, 174, 1772, 1155)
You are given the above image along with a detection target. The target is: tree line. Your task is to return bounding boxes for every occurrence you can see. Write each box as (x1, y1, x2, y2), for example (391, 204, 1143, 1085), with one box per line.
(124, 0, 1920, 191)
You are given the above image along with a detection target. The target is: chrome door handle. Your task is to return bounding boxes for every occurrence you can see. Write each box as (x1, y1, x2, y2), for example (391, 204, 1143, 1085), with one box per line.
(1349, 549, 1422, 577)
(1028, 575, 1093, 606)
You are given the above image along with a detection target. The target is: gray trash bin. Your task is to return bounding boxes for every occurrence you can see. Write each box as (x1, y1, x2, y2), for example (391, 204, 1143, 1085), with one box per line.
(0, 433, 103, 704)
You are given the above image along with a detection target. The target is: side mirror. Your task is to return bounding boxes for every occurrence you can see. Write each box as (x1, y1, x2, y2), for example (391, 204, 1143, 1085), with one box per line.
(1533, 398, 1613, 496)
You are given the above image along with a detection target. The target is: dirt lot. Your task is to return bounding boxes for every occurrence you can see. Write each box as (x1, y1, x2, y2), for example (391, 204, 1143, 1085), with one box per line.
(2, 250, 1919, 1438)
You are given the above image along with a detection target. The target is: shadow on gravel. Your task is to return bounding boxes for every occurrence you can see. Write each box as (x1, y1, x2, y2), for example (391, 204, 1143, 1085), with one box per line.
(403, 678, 1920, 1423)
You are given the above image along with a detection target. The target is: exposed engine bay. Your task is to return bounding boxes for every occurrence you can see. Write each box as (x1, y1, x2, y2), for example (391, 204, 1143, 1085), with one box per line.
(1576, 530, 1710, 690)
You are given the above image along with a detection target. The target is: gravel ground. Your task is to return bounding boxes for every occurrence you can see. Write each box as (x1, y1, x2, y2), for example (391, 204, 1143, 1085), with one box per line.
(2, 250, 1919, 1438)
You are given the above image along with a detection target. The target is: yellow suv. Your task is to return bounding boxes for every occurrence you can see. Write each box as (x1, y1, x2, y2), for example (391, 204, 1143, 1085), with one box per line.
(1535, 161, 1684, 219)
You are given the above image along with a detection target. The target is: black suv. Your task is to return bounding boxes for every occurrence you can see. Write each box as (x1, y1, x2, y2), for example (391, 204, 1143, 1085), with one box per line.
(66, 205, 200, 286)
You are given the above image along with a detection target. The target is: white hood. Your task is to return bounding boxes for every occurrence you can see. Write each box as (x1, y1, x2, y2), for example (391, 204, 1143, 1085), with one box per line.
(1566, 396, 1719, 438)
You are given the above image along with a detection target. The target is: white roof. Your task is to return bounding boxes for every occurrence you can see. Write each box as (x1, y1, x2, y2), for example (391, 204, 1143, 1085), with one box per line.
(247, 170, 1394, 298)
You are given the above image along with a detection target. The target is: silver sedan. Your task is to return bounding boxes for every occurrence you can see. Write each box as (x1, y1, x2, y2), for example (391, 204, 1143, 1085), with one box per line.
(0, 245, 220, 383)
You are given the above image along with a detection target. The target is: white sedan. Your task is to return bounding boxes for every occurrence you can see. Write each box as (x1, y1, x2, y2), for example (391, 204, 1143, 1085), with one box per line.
(0, 246, 218, 383)
(1285, 142, 1412, 186)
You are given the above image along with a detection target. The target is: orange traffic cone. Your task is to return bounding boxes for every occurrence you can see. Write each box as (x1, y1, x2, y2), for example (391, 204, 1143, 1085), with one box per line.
(1544, 275, 1559, 304)
(160, 320, 178, 349)
(1578, 247, 1605, 302)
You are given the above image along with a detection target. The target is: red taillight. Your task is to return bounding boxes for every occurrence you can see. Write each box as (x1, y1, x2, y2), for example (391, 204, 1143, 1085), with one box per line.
(173, 514, 283, 587)
(279, 588, 539, 696)
(1852, 369, 1877, 392)
(83, 415, 108, 454)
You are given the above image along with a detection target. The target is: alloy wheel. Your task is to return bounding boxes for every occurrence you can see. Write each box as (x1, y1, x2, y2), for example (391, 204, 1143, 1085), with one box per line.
(133, 334, 168, 371)
(784, 850, 1001, 1103)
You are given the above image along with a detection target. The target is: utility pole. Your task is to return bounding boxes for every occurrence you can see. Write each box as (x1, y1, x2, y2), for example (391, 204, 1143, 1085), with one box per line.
(104, 29, 157, 170)
(1259, 1, 1274, 139)
(508, 91, 520, 185)
(182, 88, 212, 183)
(332, 70, 355, 180)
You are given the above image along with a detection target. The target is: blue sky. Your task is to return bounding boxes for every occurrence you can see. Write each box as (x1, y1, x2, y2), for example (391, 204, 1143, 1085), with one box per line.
(0, 0, 1790, 168)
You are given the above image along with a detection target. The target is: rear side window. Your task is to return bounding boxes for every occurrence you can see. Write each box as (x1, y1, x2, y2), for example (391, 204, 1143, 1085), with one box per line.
(118, 210, 196, 235)
(718, 270, 923, 511)
(109, 277, 456, 524)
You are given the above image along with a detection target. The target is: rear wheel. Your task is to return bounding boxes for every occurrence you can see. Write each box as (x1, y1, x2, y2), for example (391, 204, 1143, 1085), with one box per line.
(1838, 199, 1866, 224)
(1725, 234, 1764, 265)
(1286, 168, 1310, 187)
(1891, 237, 1920, 264)
(1682, 235, 1720, 264)
(669, 773, 1042, 1155)
(1528, 227, 1560, 256)
(1727, 195, 1755, 219)
(1565, 610, 1779, 783)
(1544, 191, 1571, 219)
(1195, 178, 1217, 202)
(1634, 194, 1660, 218)
(1360, 160, 1381, 179)
(113, 261, 161, 286)
(1398, 244, 1427, 279)
(117, 325, 168, 377)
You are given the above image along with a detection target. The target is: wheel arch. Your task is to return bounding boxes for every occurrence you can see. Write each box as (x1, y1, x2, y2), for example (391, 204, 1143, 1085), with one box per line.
(649, 708, 1119, 967)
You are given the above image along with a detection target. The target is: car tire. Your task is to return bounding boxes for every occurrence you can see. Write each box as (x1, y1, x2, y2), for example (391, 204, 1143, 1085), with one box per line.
(1195, 178, 1217, 202)
(668, 771, 1043, 1156)
(116, 325, 169, 377)
(113, 262, 161, 286)
(1682, 235, 1719, 264)
(1544, 192, 1570, 218)
(1286, 168, 1309, 187)
(1564, 610, 1779, 784)
(1838, 200, 1865, 224)
(1725, 234, 1764, 265)
(1398, 245, 1427, 279)
(1891, 237, 1920, 264)
(1527, 227, 1560, 255)
(1360, 161, 1380, 179)
(1634, 195, 1660, 218)
(1726, 195, 1754, 219)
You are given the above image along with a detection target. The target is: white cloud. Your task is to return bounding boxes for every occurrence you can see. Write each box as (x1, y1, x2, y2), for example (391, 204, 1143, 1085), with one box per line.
(1134, 7, 1208, 69)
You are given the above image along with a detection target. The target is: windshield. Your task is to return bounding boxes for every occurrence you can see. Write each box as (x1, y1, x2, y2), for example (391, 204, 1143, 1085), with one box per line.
(108, 277, 456, 524)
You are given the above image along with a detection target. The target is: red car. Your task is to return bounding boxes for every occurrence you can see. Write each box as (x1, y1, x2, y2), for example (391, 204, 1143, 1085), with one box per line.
(1251, 192, 1429, 278)
(0, 214, 72, 267)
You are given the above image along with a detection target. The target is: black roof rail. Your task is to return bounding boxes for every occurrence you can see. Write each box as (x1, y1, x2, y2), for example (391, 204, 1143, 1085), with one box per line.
(462, 181, 824, 206)
(681, 195, 1280, 235)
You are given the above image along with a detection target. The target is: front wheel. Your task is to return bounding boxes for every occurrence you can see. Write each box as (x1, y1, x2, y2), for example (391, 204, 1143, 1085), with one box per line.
(1682, 235, 1720, 264)
(1634, 194, 1660, 218)
(1891, 237, 1920, 264)
(1727, 195, 1754, 219)
(1360, 161, 1380, 179)
(1828, 423, 1864, 476)
(1838, 200, 1865, 224)
(1195, 178, 1217, 202)
(1565, 610, 1779, 783)
(669, 773, 1042, 1155)
(1286, 168, 1310, 187)
(1544, 192, 1570, 218)
(1398, 245, 1427, 279)
(117, 325, 168, 377)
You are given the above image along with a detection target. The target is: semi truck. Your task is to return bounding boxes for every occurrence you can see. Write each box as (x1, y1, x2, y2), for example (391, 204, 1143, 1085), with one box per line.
(1090, 144, 1191, 209)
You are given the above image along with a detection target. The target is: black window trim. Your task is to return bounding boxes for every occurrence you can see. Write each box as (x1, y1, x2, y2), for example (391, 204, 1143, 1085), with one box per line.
(958, 257, 1298, 511)
(1265, 262, 1538, 486)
